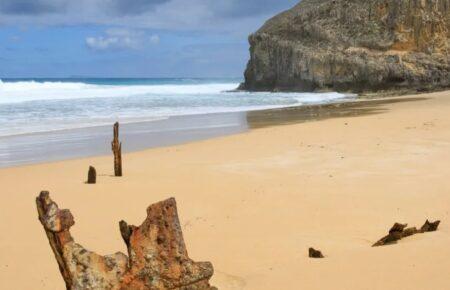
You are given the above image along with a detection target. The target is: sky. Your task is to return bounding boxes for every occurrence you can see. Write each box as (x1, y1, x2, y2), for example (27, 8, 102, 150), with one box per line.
(0, 0, 298, 78)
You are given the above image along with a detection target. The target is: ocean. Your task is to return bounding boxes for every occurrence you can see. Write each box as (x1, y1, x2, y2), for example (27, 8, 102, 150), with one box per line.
(0, 78, 354, 167)
(0, 78, 352, 137)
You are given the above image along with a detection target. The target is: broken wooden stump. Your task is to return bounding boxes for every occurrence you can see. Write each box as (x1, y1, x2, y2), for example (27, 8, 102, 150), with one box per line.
(401, 227, 418, 238)
(372, 223, 408, 246)
(309, 248, 324, 258)
(36, 191, 216, 290)
(389, 223, 408, 234)
(373, 220, 441, 247)
(111, 122, 122, 177)
(87, 166, 96, 184)
(420, 219, 440, 232)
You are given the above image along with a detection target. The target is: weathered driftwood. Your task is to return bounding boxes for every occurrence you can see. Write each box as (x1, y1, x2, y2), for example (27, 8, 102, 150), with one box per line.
(36, 191, 216, 290)
(372, 223, 408, 246)
(373, 220, 441, 247)
(401, 227, 418, 238)
(308, 248, 324, 258)
(420, 220, 440, 232)
(111, 122, 122, 177)
(87, 166, 96, 184)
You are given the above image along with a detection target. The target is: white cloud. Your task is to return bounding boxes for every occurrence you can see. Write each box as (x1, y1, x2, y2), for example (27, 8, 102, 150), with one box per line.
(86, 36, 117, 50)
(86, 29, 159, 50)
(149, 34, 160, 44)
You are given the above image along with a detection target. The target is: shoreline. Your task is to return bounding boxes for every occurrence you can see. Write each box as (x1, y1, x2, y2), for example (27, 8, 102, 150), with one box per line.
(0, 93, 430, 169)
(0, 111, 249, 169)
(0, 90, 449, 290)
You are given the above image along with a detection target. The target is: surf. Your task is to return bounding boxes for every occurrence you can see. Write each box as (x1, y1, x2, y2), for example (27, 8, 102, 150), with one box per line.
(0, 78, 353, 137)
(0, 79, 240, 104)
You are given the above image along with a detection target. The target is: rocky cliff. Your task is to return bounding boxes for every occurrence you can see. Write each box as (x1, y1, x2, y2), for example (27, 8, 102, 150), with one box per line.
(240, 0, 450, 93)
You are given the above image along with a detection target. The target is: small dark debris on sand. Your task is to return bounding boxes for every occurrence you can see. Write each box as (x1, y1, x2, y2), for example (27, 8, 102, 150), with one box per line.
(87, 166, 96, 184)
(373, 220, 441, 247)
(309, 247, 324, 258)
(420, 219, 440, 232)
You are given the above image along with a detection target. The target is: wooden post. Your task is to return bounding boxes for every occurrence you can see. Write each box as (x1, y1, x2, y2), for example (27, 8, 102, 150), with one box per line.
(87, 166, 96, 184)
(111, 122, 122, 177)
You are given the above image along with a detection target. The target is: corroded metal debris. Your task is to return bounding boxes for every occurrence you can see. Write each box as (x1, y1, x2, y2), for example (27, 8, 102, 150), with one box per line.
(308, 248, 324, 259)
(373, 220, 441, 247)
(36, 191, 216, 290)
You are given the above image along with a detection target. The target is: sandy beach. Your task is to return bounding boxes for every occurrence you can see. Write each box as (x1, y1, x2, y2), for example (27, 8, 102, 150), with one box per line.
(1, 90, 450, 290)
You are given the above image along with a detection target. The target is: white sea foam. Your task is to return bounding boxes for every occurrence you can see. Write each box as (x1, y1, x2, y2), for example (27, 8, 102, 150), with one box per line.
(0, 79, 354, 137)
(0, 80, 239, 104)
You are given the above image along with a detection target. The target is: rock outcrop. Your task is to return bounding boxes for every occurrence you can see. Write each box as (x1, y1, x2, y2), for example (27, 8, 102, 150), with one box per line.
(36, 191, 216, 290)
(240, 0, 450, 94)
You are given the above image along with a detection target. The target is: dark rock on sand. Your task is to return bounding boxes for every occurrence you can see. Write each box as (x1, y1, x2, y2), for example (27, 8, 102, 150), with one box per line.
(240, 0, 450, 94)
(36, 191, 216, 290)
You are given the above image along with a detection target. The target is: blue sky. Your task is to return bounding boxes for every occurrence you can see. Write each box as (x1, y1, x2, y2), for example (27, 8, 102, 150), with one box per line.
(0, 0, 298, 78)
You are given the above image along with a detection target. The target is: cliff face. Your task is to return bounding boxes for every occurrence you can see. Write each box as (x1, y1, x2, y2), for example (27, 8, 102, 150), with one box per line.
(240, 0, 450, 93)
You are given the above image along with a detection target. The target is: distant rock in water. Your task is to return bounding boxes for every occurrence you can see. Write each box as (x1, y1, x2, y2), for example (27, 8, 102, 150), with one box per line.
(240, 0, 450, 93)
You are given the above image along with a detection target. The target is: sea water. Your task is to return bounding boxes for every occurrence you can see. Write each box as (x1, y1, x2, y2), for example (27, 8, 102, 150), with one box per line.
(0, 78, 356, 167)
(0, 78, 352, 137)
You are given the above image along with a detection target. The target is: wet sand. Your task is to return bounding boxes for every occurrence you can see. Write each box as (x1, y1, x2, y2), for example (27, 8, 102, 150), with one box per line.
(247, 96, 428, 128)
(0, 95, 427, 168)
(0, 112, 248, 168)
(0, 90, 449, 290)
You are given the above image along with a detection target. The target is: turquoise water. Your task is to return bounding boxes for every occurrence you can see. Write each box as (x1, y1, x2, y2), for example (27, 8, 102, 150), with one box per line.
(0, 78, 353, 137)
